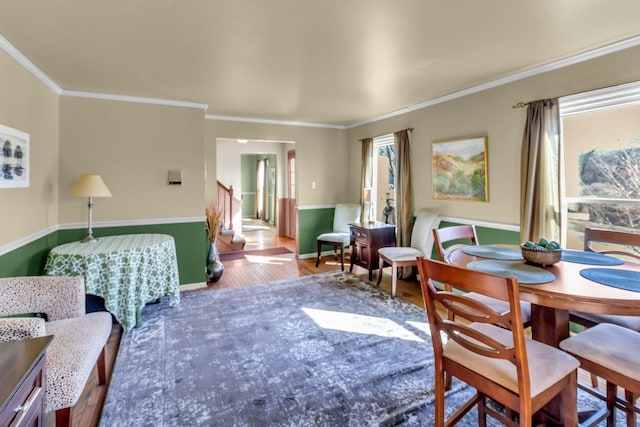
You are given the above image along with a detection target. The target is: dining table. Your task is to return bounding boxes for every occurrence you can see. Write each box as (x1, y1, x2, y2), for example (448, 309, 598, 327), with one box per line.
(446, 244, 640, 348)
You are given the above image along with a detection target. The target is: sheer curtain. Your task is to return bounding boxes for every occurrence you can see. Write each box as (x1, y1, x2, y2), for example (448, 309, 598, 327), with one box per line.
(395, 129, 414, 278)
(520, 98, 564, 244)
(360, 138, 373, 224)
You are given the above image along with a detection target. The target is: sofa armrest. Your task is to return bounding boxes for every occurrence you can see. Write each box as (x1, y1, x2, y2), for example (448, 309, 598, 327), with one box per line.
(0, 276, 85, 321)
(0, 317, 46, 343)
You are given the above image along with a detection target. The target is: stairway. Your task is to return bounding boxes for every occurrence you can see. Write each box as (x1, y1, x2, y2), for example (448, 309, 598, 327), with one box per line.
(217, 223, 246, 253)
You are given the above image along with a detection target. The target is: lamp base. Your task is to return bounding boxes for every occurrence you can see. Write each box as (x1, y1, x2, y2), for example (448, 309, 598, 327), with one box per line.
(81, 235, 98, 244)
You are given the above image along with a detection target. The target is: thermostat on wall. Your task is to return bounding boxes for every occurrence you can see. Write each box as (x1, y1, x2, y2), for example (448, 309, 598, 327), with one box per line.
(168, 169, 182, 185)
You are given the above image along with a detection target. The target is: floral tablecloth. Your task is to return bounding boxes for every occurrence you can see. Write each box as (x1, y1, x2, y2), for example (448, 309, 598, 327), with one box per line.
(44, 234, 180, 332)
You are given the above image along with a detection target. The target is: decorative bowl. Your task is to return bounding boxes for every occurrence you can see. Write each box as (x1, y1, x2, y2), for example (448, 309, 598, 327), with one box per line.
(520, 244, 562, 266)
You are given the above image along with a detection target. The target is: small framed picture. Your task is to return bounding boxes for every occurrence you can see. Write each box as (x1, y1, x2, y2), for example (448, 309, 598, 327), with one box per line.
(0, 124, 30, 189)
(432, 136, 488, 202)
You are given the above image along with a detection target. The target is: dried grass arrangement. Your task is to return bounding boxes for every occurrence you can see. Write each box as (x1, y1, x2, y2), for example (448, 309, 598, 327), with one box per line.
(205, 203, 223, 243)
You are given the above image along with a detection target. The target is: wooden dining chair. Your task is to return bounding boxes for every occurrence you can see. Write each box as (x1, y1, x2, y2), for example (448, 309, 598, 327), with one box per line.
(569, 227, 640, 387)
(570, 227, 640, 330)
(432, 225, 532, 326)
(416, 257, 579, 426)
(560, 323, 640, 427)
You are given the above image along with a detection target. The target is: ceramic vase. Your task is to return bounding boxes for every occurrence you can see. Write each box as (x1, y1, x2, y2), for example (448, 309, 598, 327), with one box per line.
(206, 241, 224, 282)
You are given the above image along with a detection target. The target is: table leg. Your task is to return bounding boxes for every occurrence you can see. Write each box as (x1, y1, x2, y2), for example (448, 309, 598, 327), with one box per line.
(530, 305, 577, 425)
(530, 304, 569, 347)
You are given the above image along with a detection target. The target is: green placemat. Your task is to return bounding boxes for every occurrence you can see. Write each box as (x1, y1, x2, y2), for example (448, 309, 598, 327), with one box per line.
(467, 260, 556, 284)
(461, 245, 524, 261)
(561, 250, 624, 266)
(580, 268, 640, 292)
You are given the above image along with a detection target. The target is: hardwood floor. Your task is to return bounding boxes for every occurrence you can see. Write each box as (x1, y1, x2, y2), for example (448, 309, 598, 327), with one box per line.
(45, 221, 605, 425)
(47, 223, 424, 426)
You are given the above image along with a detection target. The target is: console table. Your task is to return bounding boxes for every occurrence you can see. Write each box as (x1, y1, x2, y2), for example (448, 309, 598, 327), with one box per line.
(0, 336, 52, 427)
(44, 234, 180, 332)
(349, 222, 396, 281)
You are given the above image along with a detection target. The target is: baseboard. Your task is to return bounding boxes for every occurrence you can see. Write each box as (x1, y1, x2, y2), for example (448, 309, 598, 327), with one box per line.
(180, 282, 207, 292)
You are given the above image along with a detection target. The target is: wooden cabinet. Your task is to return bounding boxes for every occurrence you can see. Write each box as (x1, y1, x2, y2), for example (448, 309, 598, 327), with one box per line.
(349, 222, 396, 281)
(0, 336, 52, 427)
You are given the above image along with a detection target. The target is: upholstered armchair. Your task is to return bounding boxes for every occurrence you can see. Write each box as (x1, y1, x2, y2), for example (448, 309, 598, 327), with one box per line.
(0, 276, 112, 427)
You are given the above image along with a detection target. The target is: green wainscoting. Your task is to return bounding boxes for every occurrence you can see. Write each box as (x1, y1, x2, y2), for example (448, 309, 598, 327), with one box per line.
(0, 233, 59, 278)
(297, 211, 521, 258)
(298, 207, 335, 255)
(0, 221, 206, 285)
(438, 220, 520, 245)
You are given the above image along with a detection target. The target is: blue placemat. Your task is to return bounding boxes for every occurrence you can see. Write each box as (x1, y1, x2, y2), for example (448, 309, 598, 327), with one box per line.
(580, 268, 640, 292)
(467, 260, 556, 284)
(561, 250, 624, 266)
(461, 245, 524, 261)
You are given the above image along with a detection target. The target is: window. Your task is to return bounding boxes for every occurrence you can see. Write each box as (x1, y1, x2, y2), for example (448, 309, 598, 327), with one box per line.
(560, 81, 640, 249)
(372, 134, 396, 224)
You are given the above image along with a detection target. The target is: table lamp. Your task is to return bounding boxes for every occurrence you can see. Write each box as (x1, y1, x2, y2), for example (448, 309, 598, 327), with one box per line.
(70, 174, 112, 243)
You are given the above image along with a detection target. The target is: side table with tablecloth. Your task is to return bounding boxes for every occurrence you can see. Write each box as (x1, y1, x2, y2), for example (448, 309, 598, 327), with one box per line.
(44, 234, 180, 332)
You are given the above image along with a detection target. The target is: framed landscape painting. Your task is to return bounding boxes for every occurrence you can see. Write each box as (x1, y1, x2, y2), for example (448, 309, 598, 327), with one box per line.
(0, 124, 30, 189)
(432, 136, 488, 202)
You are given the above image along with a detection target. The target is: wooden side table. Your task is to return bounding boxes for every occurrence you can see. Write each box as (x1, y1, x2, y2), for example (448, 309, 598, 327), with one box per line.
(0, 336, 52, 427)
(349, 222, 396, 281)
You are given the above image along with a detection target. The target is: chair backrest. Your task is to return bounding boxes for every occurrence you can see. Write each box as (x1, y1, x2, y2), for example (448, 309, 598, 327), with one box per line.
(416, 257, 531, 399)
(433, 224, 479, 262)
(409, 211, 440, 255)
(583, 227, 640, 261)
(332, 203, 361, 234)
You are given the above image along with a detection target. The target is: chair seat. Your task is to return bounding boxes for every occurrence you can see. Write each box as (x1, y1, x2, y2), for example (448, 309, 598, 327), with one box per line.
(570, 310, 640, 331)
(468, 293, 532, 324)
(378, 246, 423, 261)
(560, 323, 640, 383)
(44, 311, 113, 412)
(317, 232, 350, 245)
(446, 322, 579, 397)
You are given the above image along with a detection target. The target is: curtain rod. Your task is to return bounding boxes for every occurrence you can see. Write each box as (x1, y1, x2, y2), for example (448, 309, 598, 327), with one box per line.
(359, 127, 414, 142)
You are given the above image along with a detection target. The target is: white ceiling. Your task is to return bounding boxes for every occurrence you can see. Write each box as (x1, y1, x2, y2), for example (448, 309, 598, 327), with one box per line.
(2, 1, 640, 127)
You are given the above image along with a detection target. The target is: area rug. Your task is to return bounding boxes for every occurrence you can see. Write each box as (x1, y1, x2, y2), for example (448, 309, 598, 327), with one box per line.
(100, 272, 627, 426)
(219, 246, 293, 261)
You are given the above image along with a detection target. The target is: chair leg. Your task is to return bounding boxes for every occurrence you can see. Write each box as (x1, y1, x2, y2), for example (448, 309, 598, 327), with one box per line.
(339, 245, 344, 271)
(56, 407, 73, 427)
(376, 256, 384, 287)
(391, 263, 397, 298)
(590, 373, 599, 387)
(625, 389, 636, 427)
(315, 241, 322, 267)
(606, 381, 617, 427)
(97, 346, 107, 385)
(558, 371, 578, 427)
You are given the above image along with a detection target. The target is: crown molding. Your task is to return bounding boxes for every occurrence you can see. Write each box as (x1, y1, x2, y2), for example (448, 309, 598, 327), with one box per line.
(3, 30, 640, 127)
(205, 114, 346, 130)
(61, 90, 208, 110)
(347, 34, 640, 129)
(0, 33, 62, 94)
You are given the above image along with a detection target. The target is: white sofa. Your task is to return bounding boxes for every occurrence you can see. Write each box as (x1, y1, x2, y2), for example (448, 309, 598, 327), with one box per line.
(0, 276, 112, 426)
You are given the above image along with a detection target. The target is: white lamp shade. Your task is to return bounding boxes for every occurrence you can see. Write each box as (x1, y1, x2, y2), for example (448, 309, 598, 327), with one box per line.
(70, 174, 112, 198)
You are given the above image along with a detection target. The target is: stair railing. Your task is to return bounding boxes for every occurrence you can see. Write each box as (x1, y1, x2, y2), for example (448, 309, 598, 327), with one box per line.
(217, 181, 234, 230)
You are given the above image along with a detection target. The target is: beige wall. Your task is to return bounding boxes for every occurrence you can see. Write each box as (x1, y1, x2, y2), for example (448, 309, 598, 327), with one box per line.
(347, 45, 640, 226)
(58, 97, 205, 223)
(0, 50, 59, 246)
(205, 120, 348, 207)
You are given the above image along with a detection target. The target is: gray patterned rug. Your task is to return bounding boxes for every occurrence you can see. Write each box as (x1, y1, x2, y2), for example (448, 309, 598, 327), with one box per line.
(99, 272, 624, 426)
